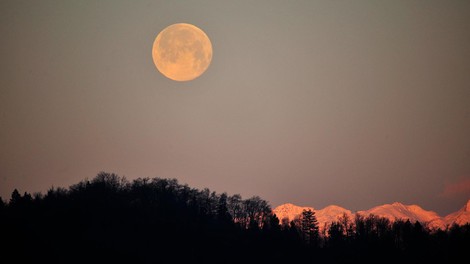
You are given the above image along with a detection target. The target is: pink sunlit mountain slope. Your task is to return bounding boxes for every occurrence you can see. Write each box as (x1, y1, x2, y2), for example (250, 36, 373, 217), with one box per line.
(273, 203, 353, 232)
(444, 200, 470, 226)
(273, 200, 470, 230)
(273, 203, 314, 223)
(315, 205, 353, 227)
(357, 202, 445, 230)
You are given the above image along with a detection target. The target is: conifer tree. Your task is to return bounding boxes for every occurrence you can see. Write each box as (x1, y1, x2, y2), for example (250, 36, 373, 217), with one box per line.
(300, 209, 319, 245)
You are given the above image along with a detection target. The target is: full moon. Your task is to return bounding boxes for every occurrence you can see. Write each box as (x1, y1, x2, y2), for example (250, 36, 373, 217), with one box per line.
(152, 23, 213, 81)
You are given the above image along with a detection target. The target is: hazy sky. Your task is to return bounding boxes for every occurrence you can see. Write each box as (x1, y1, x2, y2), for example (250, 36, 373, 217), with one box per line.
(1, 0, 469, 215)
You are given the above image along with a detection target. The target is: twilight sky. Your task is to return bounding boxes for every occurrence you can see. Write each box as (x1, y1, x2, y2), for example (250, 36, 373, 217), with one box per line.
(1, 0, 469, 215)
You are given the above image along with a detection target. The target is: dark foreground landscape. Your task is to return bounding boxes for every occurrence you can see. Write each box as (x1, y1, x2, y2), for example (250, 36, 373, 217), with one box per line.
(1, 172, 469, 264)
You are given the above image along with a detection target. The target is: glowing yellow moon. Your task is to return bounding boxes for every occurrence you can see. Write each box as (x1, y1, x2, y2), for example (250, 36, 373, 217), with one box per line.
(152, 23, 213, 81)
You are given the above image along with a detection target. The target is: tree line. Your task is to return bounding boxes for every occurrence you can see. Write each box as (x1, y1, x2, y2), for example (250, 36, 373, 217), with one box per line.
(0, 172, 469, 263)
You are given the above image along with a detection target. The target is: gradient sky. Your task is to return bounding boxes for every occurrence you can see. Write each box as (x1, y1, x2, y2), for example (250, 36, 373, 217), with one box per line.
(1, 0, 469, 215)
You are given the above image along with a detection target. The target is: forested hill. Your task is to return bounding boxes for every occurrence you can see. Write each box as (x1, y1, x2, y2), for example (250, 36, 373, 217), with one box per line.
(0, 172, 282, 264)
(1, 172, 469, 264)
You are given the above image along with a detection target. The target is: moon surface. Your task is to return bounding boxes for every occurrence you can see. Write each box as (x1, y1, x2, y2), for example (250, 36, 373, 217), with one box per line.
(152, 23, 213, 81)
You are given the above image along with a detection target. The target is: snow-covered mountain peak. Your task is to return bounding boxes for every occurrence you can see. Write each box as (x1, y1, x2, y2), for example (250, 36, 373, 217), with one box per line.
(316, 205, 353, 227)
(444, 199, 470, 226)
(273, 200, 470, 231)
(273, 203, 314, 223)
(391, 202, 405, 207)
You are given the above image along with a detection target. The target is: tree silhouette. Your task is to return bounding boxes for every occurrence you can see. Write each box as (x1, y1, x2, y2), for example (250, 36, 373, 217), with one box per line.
(0, 197, 5, 212)
(1, 172, 470, 264)
(9, 189, 21, 205)
(300, 209, 319, 245)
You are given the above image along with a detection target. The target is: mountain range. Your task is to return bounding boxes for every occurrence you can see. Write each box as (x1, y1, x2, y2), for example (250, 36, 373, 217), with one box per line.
(273, 199, 470, 231)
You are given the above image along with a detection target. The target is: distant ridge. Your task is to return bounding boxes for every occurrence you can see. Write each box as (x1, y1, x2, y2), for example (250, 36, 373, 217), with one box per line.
(273, 203, 352, 232)
(357, 202, 445, 229)
(444, 200, 470, 226)
(273, 199, 470, 230)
